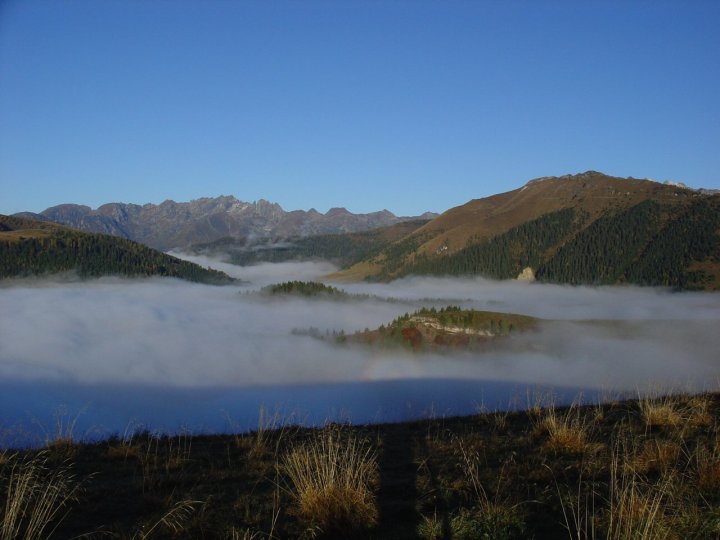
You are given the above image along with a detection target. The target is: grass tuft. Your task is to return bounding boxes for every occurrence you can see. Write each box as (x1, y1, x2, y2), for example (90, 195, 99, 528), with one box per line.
(0, 451, 80, 540)
(637, 392, 685, 431)
(281, 425, 378, 535)
(538, 402, 592, 454)
(454, 441, 525, 539)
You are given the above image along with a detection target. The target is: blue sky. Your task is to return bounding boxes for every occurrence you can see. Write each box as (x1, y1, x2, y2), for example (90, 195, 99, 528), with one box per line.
(1, 1, 718, 216)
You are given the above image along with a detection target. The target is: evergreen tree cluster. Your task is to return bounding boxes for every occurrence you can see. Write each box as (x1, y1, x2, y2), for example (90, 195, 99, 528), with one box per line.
(537, 200, 661, 284)
(399, 208, 579, 280)
(538, 198, 720, 288)
(386, 306, 536, 333)
(261, 280, 346, 297)
(366, 197, 719, 290)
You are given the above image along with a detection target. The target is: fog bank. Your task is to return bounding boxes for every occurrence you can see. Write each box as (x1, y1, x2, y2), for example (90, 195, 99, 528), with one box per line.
(1, 263, 719, 444)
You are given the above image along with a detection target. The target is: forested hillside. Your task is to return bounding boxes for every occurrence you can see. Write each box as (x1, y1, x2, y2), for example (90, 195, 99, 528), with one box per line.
(188, 219, 430, 268)
(0, 215, 234, 284)
(331, 174, 720, 290)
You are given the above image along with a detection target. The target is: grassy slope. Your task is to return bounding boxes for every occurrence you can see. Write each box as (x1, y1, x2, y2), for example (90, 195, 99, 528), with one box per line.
(6, 392, 719, 539)
(0, 214, 235, 284)
(330, 172, 720, 289)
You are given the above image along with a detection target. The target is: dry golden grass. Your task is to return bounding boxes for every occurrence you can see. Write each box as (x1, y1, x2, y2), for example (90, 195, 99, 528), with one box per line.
(686, 394, 714, 428)
(452, 442, 525, 539)
(106, 444, 140, 461)
(693, 441, 720, 493)
(630, 439, 681, 477)
(604, 447, 676, 540)
(557, 439, 676, 540)
(281, 426, 379, 534)
(538, 402, 592, 454)
(131, 499, 201, 539)
(637, 393, 686, 430)
(0, 451, 80, 540)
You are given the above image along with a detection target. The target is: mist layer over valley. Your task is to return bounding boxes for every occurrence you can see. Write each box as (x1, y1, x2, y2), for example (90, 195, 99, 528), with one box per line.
(1, 259, 719, 446)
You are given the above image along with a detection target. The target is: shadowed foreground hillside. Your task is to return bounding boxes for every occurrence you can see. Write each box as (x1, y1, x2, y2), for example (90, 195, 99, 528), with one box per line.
(2, 392, 718, 539)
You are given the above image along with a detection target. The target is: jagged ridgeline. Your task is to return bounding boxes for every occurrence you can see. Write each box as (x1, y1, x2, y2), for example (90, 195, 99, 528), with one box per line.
(0, 215, 234, 284)
(370, 198, 720, 290)
(346, 306, 538, 351)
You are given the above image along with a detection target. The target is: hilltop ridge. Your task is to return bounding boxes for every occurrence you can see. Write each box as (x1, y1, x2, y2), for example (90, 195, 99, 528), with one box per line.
(0, 214, 234, 284)
(330, 172, 720, 289)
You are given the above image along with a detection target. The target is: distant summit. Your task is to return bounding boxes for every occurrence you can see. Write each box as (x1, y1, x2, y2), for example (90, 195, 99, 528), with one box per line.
(15, 196, 437, 251)
(526, 171, 715, 193)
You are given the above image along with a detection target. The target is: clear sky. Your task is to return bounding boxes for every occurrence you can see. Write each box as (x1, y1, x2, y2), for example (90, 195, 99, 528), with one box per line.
(1, 1, 718, 216)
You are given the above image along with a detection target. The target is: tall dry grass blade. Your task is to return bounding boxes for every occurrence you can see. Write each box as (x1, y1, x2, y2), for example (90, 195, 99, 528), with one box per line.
(134, 499, 201, 539)
(605, 439, 674, 540)
(1, 451, 79, 540)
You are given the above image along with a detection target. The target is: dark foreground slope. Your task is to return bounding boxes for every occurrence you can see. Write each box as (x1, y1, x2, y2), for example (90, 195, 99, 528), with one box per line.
(0, 215, 234, 284)
(4, 392, 719, 539)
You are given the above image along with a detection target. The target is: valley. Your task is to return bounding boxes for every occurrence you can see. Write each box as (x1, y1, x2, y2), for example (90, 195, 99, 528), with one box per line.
(2, 174, 719, 539)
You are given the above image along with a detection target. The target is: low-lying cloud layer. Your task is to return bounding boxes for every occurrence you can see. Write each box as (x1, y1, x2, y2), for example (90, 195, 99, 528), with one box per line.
(1, 261, 719, 443)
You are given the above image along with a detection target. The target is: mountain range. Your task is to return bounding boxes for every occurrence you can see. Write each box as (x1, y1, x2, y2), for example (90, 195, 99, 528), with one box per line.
(7, 171, 720, 290)
(14, 197, 437, 251)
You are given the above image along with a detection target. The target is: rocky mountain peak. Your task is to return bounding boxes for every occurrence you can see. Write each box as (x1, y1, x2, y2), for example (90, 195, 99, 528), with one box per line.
(14, 195, 432, 251)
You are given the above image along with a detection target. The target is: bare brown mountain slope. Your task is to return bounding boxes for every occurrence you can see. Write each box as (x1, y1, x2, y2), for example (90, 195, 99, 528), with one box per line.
(331, 171, 709, 282)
